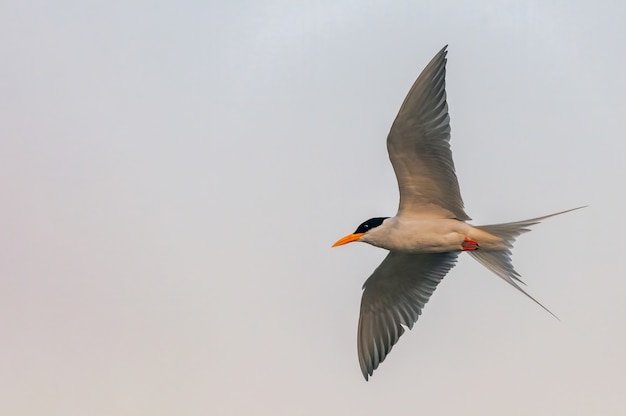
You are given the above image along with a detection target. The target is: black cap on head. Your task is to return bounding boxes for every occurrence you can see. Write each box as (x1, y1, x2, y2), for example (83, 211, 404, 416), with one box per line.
(354, 217, 389, 234)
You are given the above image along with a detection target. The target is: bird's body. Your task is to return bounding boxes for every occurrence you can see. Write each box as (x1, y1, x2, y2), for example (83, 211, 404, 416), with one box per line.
(332, 45, 582, 381)
(360, 217, 505, 253)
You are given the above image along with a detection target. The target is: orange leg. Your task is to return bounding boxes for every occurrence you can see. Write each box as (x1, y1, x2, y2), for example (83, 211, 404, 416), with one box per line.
(462, 237, 479, 251)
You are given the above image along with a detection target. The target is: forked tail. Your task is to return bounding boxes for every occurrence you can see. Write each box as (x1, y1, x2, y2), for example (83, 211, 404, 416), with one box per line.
(468, 207, 585, 319)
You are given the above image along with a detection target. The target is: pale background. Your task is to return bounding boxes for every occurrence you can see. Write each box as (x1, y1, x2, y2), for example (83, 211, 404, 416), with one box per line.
(1, 1, 624, 415)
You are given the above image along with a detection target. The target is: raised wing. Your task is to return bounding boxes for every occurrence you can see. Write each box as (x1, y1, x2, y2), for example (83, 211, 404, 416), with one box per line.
(358, 251, 459, 380)
(387, 45, 470, 220)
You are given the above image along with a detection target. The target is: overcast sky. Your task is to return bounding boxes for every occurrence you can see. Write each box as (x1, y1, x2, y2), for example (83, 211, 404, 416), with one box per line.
(1, 1, 625, 415)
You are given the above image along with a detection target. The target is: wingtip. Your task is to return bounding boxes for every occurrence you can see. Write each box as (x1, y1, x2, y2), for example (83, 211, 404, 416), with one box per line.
(359, 360, 372, 381)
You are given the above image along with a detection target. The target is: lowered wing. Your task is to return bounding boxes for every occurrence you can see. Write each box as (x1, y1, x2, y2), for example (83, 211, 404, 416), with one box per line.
(358, 251, 459, 380)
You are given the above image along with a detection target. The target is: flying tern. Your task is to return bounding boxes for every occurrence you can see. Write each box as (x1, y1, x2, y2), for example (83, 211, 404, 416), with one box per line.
(332, 45, 582, 380)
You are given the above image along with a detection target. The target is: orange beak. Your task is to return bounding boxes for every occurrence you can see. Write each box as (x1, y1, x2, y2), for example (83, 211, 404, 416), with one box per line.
(332, 233, 365, 247)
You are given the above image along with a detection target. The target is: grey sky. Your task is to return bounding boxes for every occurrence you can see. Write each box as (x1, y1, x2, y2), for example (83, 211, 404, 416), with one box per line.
(1, 1, 624, 415)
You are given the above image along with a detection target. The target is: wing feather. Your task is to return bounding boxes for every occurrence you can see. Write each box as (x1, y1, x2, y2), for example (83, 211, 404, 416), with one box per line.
(387, 45, 470, 220)
(358, 251, 459, 380)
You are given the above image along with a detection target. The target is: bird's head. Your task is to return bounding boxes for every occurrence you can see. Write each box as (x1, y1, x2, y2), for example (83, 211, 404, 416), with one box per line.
(332, 217, 390, 247)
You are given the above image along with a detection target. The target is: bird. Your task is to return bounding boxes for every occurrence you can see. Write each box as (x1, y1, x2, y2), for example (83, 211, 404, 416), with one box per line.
(332, 45, 583, 381)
